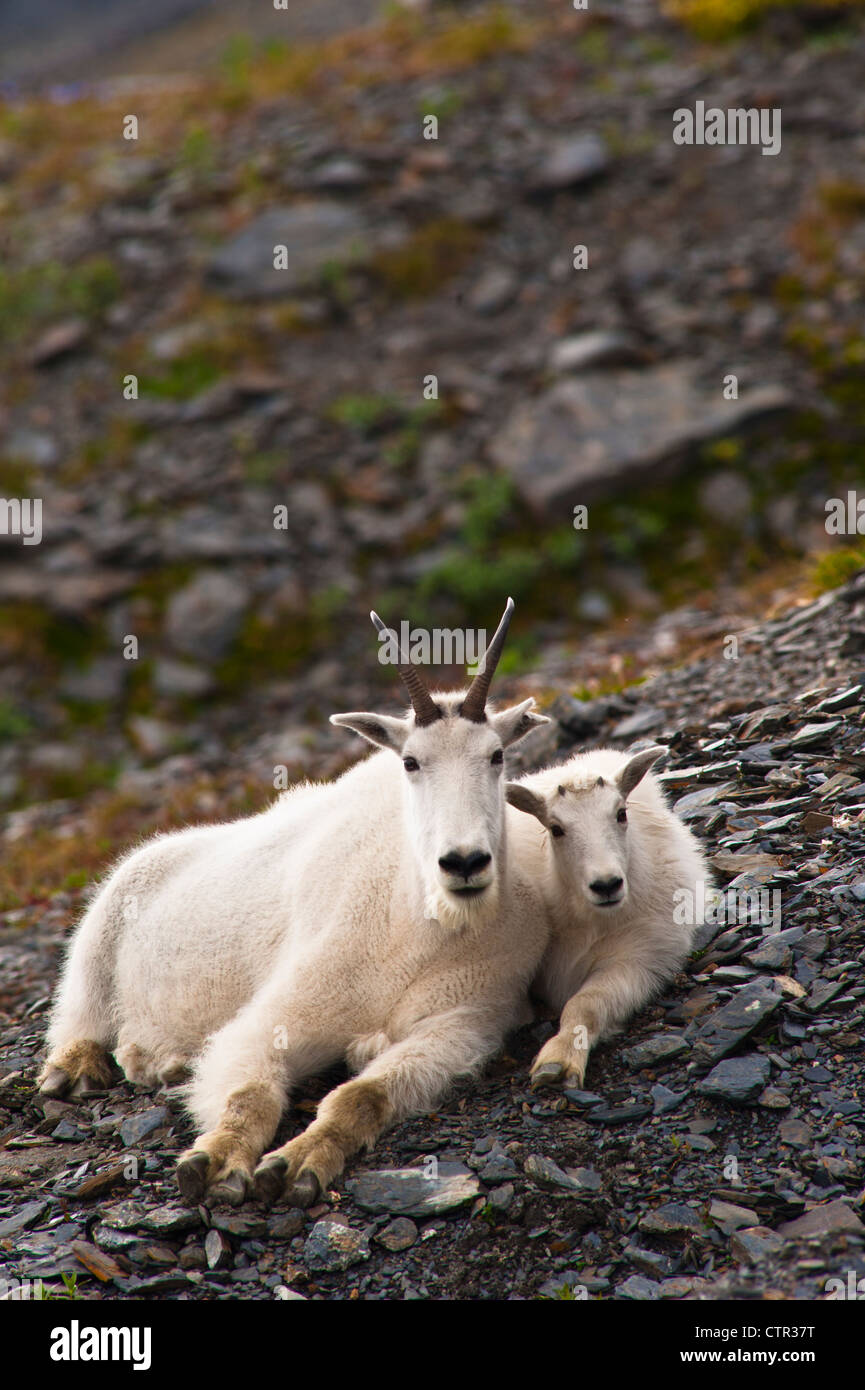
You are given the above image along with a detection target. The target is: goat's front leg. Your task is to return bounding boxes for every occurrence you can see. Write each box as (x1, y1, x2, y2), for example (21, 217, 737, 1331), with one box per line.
(531, 962, 656, 1089)
(176, 994, 336, 1205)
(254, 1006, 500, 1206)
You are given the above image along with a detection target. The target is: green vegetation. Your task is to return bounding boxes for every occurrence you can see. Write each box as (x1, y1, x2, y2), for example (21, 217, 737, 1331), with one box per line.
(0, 256, 119, 350)
(664, 0, 865, 41)
(138, 348, 222, 401)
(370, 218, 483, 300)
(810, 543, 865, 593)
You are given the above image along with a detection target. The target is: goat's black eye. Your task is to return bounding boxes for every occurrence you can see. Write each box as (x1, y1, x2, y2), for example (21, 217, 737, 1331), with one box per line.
(617, 807, 627, 824)
(550, 824, 565, 838)
(491, 748, 504, 766)
(403, 757, 420, 772)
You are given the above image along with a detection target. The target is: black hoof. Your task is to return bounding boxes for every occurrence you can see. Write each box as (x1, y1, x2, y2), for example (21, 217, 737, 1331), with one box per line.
(210, 1169, 249, 1206)
(253, 1156, 287, 1205)
(38, 1067, 70, 1099)
(287, 1169, 320, 1209)
(531, 1062, 564, 1090)
(176, 1151, 210, 1204)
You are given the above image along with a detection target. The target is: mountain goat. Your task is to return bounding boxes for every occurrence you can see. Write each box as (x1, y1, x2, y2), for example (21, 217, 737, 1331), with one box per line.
(505, 746, 710, 1089)
(39, 600, 552, 1206)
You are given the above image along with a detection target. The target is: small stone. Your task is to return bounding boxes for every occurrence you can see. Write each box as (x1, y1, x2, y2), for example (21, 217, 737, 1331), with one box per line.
(179, 1245, 208, 1271)
(164, 571, 250, 662)
(118, 1107, 170, 1147)
(616, 1274, 660, 1300)
(789, 721, 842, 748)
(804, 979, 846, 1012)
(210, 1211, 267, 1239)
(690, 982, 783, 1065)
(778, 1200, 865, 1240)
(345, 1164, 480, 1218)
(303, 1220, 370, 1273)
(651, 1083, 688, 1116)
(205, 1229, 231, 1270)
(267, 1210, 304, 1240)
(71, 1240, 127, 1282)
(529, 134, 609, 193)
(140, 1204, 201, 1237)
(524, 1155, 581, 1191)
(730, 1226, 786, 1263)
(709, 1200, 760, 1235)
(486, 1183, 515, 1214)
(583, 1102, 652, 1126)
(624, 1245, 676, 1278)
(623, 1034, 690, 1070)
(0, 1200, 48, 1238)
(697, 1054, 771, 1105)
(758, 1086, 791, 1109)
(466, 266, 518, 315)
(639, 1203, 705, 1238)
(375, 1218, 418, 1252)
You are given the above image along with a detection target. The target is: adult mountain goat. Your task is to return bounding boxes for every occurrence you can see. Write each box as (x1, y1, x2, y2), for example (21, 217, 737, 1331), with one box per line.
(505, 746, 711, 1088)
(39, 601, 552, 1206)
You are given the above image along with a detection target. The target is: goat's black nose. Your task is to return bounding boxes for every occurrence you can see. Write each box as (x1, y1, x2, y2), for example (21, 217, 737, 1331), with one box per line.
(439, 851, 492, 881)
(589, 875, 624, 898)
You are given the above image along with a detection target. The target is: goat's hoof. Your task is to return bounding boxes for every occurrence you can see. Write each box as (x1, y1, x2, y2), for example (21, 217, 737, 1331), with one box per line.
(176, 1151, 210, 1203)
(38, 1067, 70, 1098)
(288, 1170, 320, 1209)
(210, 1169, 249, 1206)
(253, 1156, 287, 1205)
(70, 1073, 105, 1099)
(531, 1062, 564, 1089)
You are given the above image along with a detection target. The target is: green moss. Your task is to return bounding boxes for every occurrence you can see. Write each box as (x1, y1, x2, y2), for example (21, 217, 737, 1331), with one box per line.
(810, 545, 865, 594)
(327, 393, 399, 435)
(0, 256, 119, 350)
(819, 179, 865, 220)
(0, 700, 32, 741)
(370, 218, 483, 300)
(139, 350, 222, 401)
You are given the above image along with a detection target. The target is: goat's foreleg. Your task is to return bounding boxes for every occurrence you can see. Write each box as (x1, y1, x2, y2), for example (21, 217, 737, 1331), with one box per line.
(175, 992, 336, 1205)
(531, 961, 658, 1089)
(254, 1006, 500, 1206)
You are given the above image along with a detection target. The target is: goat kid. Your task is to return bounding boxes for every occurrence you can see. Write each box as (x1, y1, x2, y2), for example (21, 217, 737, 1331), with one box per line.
(39, 601, 552, 1206)
(506, 746, 711, 1089)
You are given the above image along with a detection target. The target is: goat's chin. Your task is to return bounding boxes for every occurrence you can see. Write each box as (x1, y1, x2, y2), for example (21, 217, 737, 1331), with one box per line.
(425, 878, 499, 930)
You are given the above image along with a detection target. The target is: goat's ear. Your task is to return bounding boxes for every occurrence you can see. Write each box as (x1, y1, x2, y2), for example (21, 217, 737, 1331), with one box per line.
(330, 711, 409, 755)
(505, 781, 549, 826)
(616, 745, 666, 799)
(490, 698, 551, 748)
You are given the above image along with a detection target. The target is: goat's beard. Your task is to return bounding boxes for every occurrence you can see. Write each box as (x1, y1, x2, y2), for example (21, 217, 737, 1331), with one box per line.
(424, 876, 500, 931)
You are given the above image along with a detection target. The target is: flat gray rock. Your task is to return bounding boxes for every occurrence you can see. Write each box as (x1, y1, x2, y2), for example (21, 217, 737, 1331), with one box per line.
(697, 1054, 771, 1104)
(488, 365, 792, 516)
(623, 1033, 690, 1070)
(778, 1200, 865, 1240)
(208, 202, 373, 298)
(690, 981, 783, 1066)
(345, 1164, 480, 1218)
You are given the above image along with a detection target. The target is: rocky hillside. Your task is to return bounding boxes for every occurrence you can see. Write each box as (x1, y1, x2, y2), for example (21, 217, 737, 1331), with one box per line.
(1, 570, 864, 1300)
(1, 0, 865, 817)
(1, 0, 864, 1304)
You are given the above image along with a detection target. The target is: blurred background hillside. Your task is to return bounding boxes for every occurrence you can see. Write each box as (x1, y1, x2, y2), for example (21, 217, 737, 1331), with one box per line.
(0, 0, 864, 889)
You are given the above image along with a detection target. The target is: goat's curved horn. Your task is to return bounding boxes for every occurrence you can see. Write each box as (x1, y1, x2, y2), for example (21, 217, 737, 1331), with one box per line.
(460, 597, 515, 723)
(370, 611, 441, 727)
